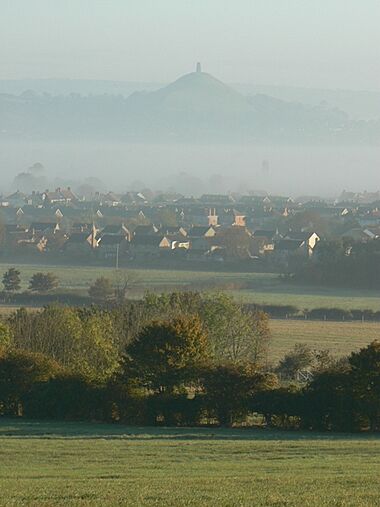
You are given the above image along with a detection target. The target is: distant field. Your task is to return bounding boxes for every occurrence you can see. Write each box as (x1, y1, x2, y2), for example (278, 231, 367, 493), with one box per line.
(1, 261, 380, 311)
(0, 420, 379, 507)
(0, 262, 379, 361)
(0, 262, 269, 294)
(270, 319, 380, 361)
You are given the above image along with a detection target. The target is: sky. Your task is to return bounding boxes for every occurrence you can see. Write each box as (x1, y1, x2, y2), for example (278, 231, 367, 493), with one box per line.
(1, 0, 380, 90)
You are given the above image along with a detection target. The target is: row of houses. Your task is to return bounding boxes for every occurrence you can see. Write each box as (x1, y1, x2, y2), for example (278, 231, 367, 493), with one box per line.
(2, 217, 322, 264)
(1, 187, 380, 264)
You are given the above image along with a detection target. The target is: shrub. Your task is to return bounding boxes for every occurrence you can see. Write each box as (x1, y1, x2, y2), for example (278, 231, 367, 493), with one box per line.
(306, 308, 352, 321)
(29, 272, 59, 293)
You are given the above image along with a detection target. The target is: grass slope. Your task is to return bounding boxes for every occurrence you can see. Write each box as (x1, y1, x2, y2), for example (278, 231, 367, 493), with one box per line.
(0, 420, 379, 506)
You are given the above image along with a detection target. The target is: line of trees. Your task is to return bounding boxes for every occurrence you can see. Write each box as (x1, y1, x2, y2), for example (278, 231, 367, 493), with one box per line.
(0, 321, 379, 431)
(1, 269, 135, 305)
(1, 291, 271, 380)
(3, 267, 380, 322)
(0, 291, 379, 431)
(2, 268, 59, 294)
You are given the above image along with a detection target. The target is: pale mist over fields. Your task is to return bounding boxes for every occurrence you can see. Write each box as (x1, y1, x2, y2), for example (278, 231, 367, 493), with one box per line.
(1, 141, 380, 198)
(1, 0, 380, 198)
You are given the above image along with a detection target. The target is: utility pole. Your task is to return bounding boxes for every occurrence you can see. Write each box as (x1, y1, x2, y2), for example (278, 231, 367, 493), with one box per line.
(116, 243, 119, 271)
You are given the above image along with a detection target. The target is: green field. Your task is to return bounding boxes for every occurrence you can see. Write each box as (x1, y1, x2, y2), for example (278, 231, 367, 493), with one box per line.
(1, 261, 379, 361)
(1, 262, 380, 311)
(0, 420, 379, 507)
(270, 319, 380, 361)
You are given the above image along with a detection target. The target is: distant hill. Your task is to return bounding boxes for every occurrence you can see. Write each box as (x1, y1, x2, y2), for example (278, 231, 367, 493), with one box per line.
(128, 71, 250, 113)
(0, 79, 161, 97)
(0, 70, 379, 144)
(1, 77, 380, 120)
(234, 84, 380, 121)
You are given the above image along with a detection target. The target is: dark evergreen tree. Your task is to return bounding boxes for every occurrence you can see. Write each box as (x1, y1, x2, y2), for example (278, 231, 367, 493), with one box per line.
(2, 268, 21, 292)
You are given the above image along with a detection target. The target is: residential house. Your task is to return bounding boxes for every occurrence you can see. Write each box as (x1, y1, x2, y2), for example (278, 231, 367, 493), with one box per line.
(98, 234, 129, 260)
(133, 224, 159, 236)
(2, 191, 27, 208)
(159, 226, 188, 237)
(274, 231, 320, 264)
(188, 226, 216, 238)
(100, 223, 132, 242)
(340, 228, 377, 242)
(42, 187, 78, 205)
(63, 226, 99, 257)
(130, 235, 162, 258)
(29, 222, 60, 236)
(252, 229, 278, 256)
(284, 231, 320, 254)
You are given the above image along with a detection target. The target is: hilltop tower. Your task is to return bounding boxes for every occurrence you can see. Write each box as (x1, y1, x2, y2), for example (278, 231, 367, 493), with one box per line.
(196, 62, 202, 73)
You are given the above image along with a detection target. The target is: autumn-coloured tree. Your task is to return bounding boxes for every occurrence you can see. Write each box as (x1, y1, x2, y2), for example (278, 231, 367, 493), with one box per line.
(88, 277, 115, 302)
(122, 315, 210, 393)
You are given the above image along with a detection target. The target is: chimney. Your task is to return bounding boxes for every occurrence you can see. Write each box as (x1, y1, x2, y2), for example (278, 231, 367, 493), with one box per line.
(196, 62, 201, 73)
(208, 207, 218, 226)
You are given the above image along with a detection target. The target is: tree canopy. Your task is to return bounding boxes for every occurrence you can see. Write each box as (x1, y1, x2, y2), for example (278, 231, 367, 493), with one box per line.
(29, 272, 59, 293)
(2, 268, 21, 292)
(122, 315, 210, 393)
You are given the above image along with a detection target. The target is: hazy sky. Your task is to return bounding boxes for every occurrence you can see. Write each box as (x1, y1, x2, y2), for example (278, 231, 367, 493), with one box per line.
(1, 0, 380, 90)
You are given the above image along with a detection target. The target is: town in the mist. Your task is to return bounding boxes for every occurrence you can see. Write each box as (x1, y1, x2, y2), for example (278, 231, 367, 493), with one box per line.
(1, 2, 380, 506)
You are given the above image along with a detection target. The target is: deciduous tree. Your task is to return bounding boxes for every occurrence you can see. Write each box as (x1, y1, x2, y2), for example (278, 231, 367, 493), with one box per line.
(122, 315, 209, 393)
(202, 363, 278, 426)
(349, 341, 380, 431)
(0, 349, 60, 416)
(88, 277, 115, 302)
(29, 272, 59, 293)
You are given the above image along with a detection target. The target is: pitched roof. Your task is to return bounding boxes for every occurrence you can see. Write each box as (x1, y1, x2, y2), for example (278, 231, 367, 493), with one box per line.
(65, 232, 91, 244)
(132, 235, 161, 246)
(253, 229, 277, 238)
(188, 226, 215, 237)
(101, 224, 128, 235)
(276, 239, 304, 251)
(286, 231, 318, 241)
(133, 224, 158, 235)
(99, 234, 126, 246)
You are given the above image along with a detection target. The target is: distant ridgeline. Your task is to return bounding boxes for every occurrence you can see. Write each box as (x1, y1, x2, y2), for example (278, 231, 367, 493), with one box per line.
(0, 65, 379, 144)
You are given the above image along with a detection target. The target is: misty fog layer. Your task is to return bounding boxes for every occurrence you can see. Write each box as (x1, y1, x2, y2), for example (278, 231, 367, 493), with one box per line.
(2, 140, 379, 197)
(1, 68, 379, 198)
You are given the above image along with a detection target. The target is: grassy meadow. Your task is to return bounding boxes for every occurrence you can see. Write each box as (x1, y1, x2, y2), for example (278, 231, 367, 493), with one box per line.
(0, 420, 379, 507)
(0, 262, 379, 361)
(1, 261, 380, 311)
(269, 319, 380, 361)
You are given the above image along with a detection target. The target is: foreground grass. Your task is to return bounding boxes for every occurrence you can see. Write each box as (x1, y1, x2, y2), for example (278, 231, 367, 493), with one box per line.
(1, 420, 380, 506)
(270, 319, 380, 361)
(1, 262, 380, 310)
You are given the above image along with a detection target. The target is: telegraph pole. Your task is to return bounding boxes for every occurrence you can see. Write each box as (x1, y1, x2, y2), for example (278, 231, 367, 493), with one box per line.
(116, 243, 119, 271)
